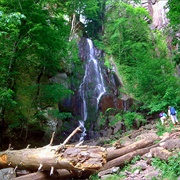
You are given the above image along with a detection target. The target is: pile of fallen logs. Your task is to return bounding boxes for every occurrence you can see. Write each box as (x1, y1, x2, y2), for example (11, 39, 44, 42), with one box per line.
(0, 126, 179, 179)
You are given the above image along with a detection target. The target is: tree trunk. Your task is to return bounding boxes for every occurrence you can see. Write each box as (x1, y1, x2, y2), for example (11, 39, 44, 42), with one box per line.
(14, 172, 48, 180)
(0, 144, 107, 171)
(0, 127, 107, 178)
(107, 135, 160, 161)
(0, 127, 171, 179)
(101, 143, 159, 171)
(14, 169, 78, 180)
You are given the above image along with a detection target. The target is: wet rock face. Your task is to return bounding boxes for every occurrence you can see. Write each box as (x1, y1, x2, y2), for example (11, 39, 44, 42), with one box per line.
(98, 94, 134, 114)
(98, 94, 124, 114)
(57, 37, 134, 123)
(78, 37, 90, 62)
(57, 38, 135, 141)
(76, 38, 130, 115)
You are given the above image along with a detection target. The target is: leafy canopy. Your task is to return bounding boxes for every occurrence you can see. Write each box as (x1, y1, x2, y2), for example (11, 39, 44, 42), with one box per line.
(103, 1, 180, 113)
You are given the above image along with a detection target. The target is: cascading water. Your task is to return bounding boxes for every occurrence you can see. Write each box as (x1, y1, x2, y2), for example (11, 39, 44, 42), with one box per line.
(78, 38, 106, 141)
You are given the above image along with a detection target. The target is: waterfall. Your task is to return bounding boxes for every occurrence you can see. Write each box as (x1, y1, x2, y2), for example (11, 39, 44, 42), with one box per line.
(78, 38, 106, 141)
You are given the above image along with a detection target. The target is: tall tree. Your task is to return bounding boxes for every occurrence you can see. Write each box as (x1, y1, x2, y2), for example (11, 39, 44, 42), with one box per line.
(103, 1, 180, 112)
(0, 0, 74, 143)
(166, 0, 180, 65)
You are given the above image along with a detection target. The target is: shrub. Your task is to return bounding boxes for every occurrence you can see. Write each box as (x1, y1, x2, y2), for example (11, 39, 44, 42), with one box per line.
(123, 112, 146, 130)
(152, 152, 180, 180)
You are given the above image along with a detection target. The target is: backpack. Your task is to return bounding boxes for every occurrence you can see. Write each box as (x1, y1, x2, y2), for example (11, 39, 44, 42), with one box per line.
(170, 107, 176, 115)
(159, 112, 163, 117)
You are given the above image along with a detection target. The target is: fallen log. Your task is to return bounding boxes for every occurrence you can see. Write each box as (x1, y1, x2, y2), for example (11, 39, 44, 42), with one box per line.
(0, 138, 157, 174)
(0, 144, 107, 171)
(101, 144, 159, 171)
(0, 127, 173, 179)
(14, 169, 74, 180)
(100, 132, 174, 171)
(14, 172, 48, 180)
(0, 127, 107, 179)
(107, 135, 160, 161)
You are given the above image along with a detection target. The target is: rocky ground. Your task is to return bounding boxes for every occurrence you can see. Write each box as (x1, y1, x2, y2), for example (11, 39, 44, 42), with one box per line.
(0, 122, 179, 180)
(86, 122, 180, 180)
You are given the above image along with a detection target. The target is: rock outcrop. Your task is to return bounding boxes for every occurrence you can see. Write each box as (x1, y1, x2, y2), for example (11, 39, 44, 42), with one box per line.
(141, 0, 168, 30)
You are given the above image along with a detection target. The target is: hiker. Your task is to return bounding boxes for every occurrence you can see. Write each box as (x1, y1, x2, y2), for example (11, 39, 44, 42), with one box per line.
(159, 111, 167, 125)
(168, 106, 179, 125)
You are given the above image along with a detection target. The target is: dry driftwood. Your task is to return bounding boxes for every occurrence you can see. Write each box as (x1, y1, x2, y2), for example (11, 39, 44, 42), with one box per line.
(107, 135, 160, 161)
(0, 127, 172, 179)
(0, 127, 107, 179)
(14, 172, 48, 180)
(100, 132, 175, 171)
(14, 169, 75, 180)
(101, 144, 158, 171)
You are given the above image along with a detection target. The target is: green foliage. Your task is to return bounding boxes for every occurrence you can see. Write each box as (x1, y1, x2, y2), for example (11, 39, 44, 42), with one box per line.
(104, 2, 151, 62)
(89, 173, 99, 180)
(65, 0, 98, 16)
(103, 0, 180, 113)
(166, 0, 180, 66)
(93, 39, 105, 51)
(39, 84, 73, 104)
(152, 152, 180, 180)
(0, 88, 16, 108)
(99, 108, 145, 131)
(0, 11, 26, 32)
(130, 155, 141, 164)
(101, 174, 121, 180)
(64, 0, 103, 39)
(166, 0, 180, 29)
(123, 112, 135, 130)
(123, 111, 145, 130)
(109, 113, 123, 126)
(105, 108, 117, 116)
(172, 49, 180, 65)
(83, 0, 106, 39)
(155, 121, 174, 136)
(47, 109, 72, 120)
(98, 112, 106, 127)
(89, 171, 122, 180)
(0, 0, 81, 144)
(98, 108, 121, 127)
(104, 58, 112, 69)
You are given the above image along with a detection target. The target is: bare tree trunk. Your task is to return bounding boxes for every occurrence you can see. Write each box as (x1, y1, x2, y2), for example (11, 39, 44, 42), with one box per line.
(0, 127, 107, 179)
(14, 172, 48, 180)
(0, 145, 107, 171)
(0, 127, 173, 179)
(14, 169, 77, 180)
(101, 144, 159, 171)
(107, 136, 160, 161)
